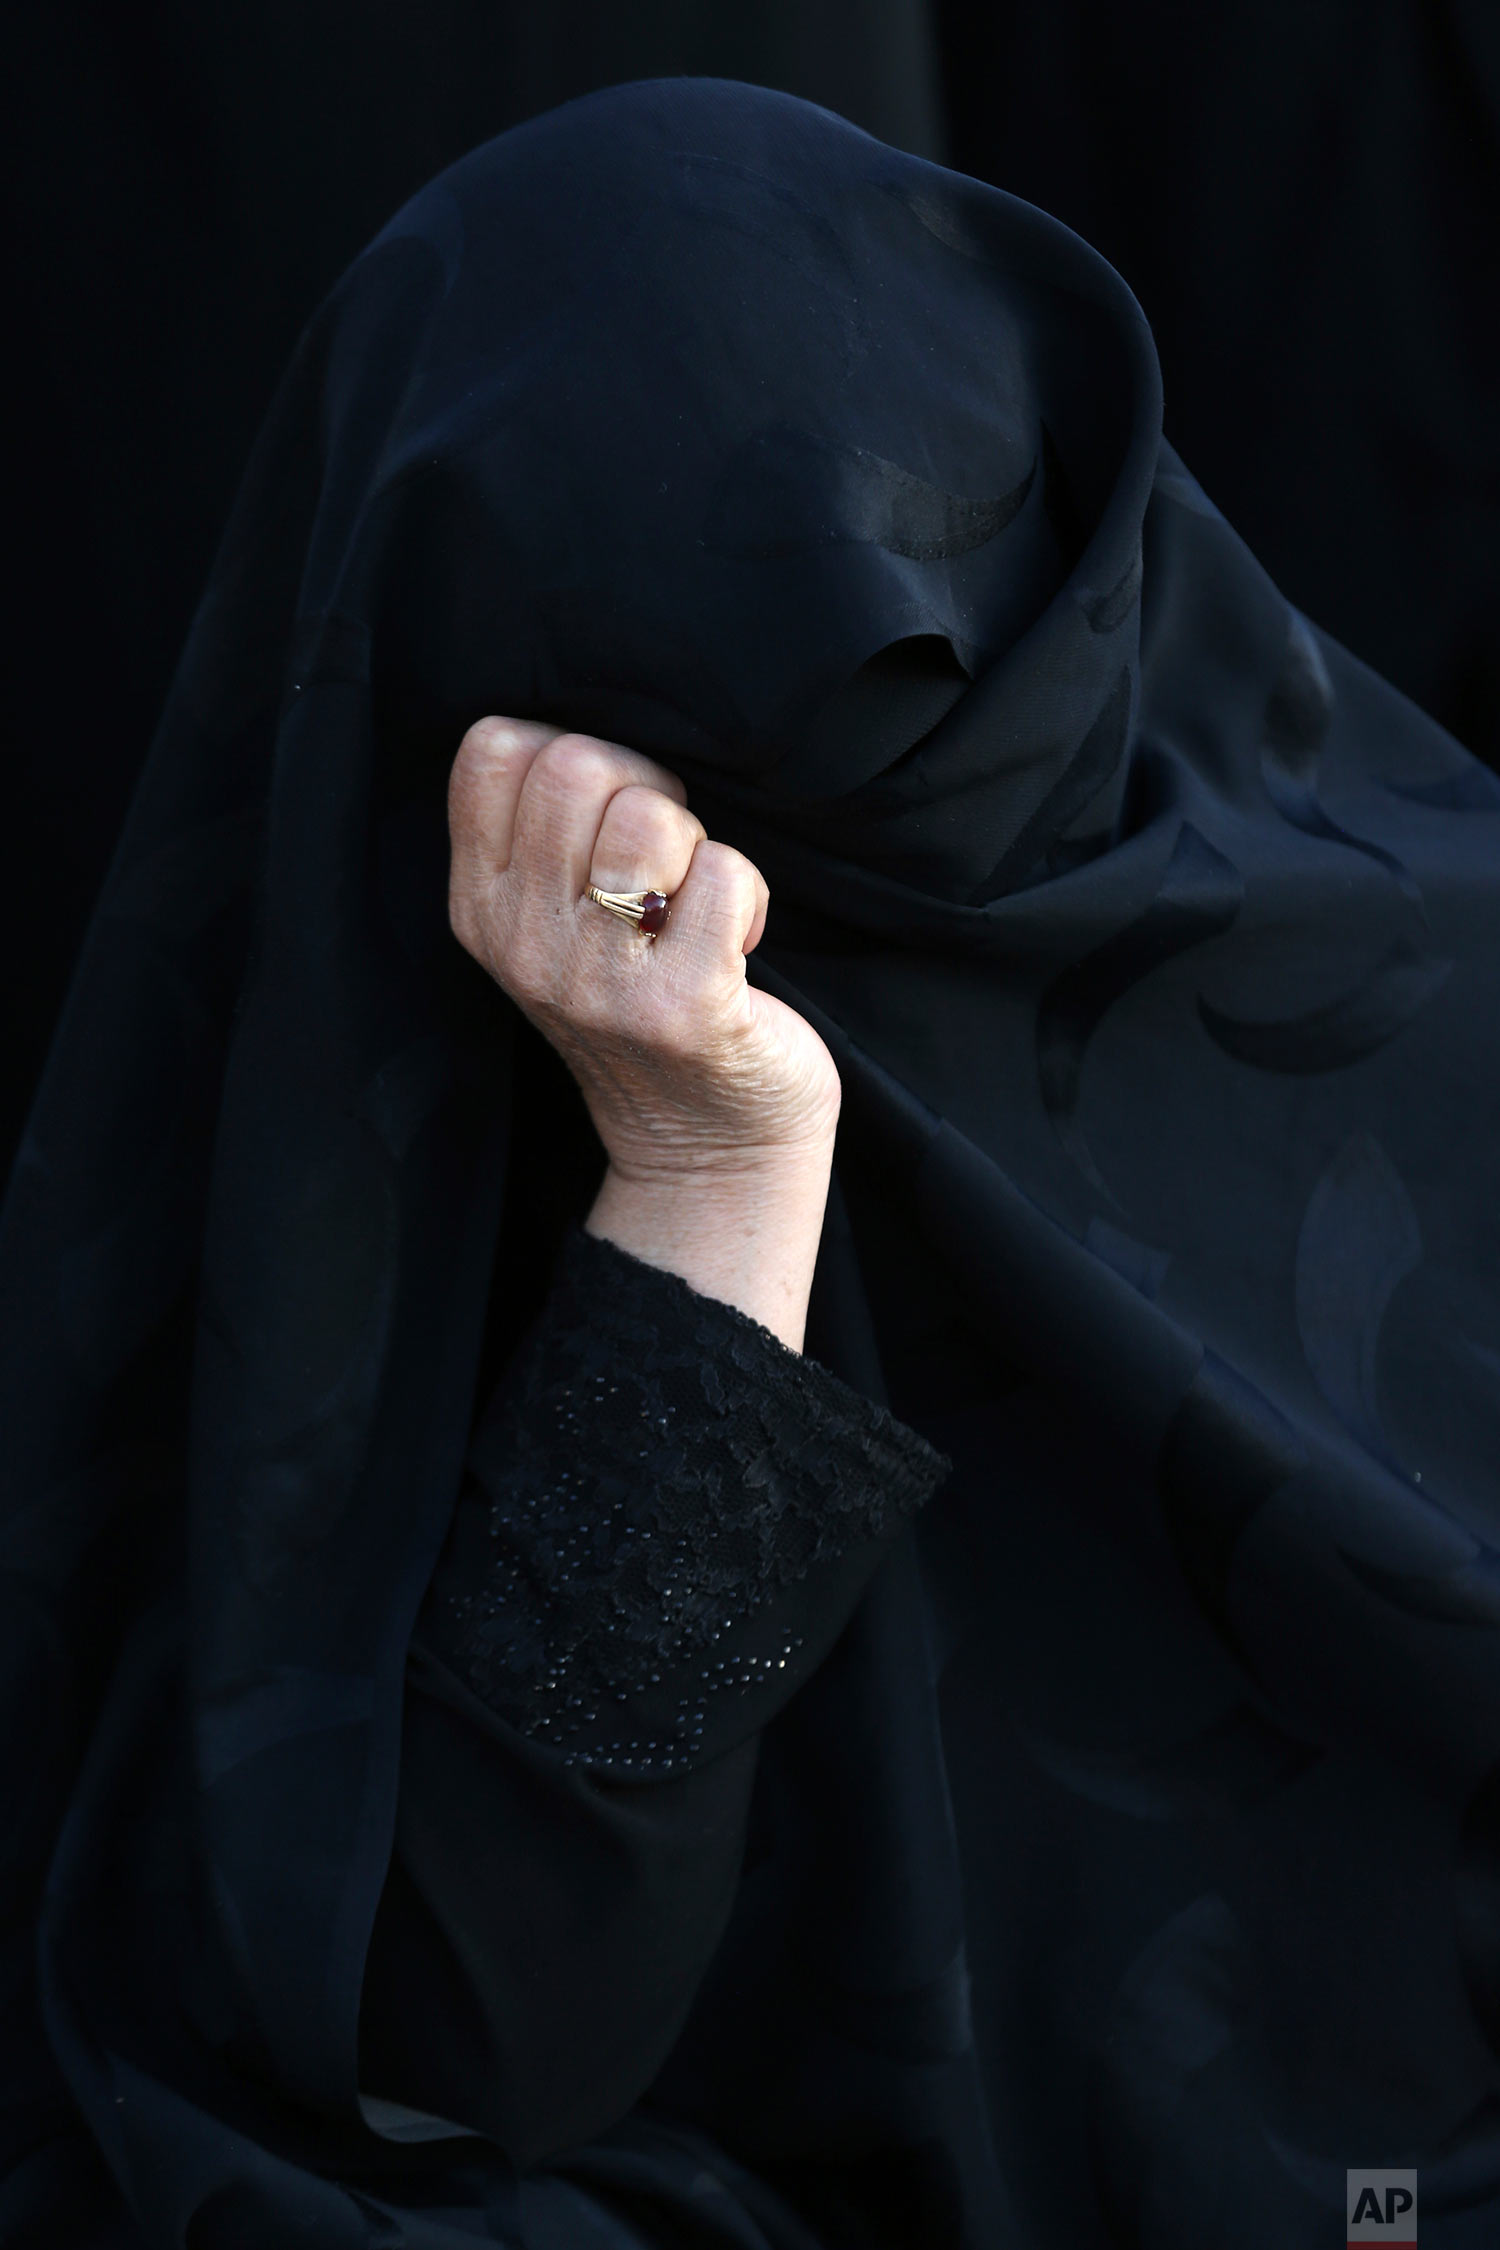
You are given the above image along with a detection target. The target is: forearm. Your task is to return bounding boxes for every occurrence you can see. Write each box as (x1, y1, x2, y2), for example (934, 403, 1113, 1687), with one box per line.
(583, 1136, 837, 1353)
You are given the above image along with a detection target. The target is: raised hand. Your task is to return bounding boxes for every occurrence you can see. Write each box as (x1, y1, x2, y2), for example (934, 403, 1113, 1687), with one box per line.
(447, 718, 841, 1347)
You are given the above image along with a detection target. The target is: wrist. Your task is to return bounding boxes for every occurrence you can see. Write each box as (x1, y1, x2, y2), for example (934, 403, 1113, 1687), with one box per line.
(599, 1124, 837, 1193)
(584, 1139, 835, 1352)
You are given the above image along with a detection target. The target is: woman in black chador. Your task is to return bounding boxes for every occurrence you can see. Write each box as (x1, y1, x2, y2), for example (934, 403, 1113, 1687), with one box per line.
(3, 76, 1499, 2250)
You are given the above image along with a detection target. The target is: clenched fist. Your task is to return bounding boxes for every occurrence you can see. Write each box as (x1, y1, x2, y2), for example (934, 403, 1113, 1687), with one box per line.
(447, 718, 842, 1189)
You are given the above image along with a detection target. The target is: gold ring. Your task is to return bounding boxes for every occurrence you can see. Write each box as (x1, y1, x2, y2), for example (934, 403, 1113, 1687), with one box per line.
(585, 885, 671, 936)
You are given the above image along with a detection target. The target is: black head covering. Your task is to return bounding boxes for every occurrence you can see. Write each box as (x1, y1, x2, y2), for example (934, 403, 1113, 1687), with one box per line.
(4, 75, 1500, 2248)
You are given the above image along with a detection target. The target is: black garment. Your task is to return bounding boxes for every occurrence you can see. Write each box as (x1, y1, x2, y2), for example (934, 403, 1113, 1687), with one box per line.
(2, 0, 948, 1189)
(421, 1224, 946, 1774)
(3, 74, 1500, 2250)
(360, 1223, 949, 2164)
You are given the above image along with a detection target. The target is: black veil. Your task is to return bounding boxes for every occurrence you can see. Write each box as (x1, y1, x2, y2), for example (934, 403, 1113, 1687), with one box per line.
(4, 76, 1499, 2248)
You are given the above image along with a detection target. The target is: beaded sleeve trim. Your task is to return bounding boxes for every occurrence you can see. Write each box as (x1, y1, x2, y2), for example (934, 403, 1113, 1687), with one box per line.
(421, 1225, 951, 1771)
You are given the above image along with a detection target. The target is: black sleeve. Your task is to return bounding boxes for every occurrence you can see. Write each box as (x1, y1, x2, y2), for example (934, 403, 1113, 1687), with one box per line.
(358, 1223, 950, 2169)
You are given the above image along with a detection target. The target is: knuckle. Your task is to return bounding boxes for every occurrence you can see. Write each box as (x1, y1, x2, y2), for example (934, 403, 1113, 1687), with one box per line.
(598, 783, 700, 855)
(693, 837, 757, 893)
(535, 731, 619, 797)
(615, 779, 675, 822)
(456, 715, 515, 761)
(452, 717, 523, 796)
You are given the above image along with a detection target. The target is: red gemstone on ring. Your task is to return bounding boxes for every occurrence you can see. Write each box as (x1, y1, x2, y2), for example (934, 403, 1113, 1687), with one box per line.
(639, 890, 669, 935)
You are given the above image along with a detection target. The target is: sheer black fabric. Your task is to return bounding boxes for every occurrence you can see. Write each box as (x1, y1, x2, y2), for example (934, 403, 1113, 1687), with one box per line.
(3, 74, 1500, 2250)
(421, 1223, 948, 1773)
(360, 1223, 949, 2166)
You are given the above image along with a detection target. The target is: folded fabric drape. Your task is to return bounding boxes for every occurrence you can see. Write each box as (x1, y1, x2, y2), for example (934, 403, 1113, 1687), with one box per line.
(2, 73, 1497, 2249)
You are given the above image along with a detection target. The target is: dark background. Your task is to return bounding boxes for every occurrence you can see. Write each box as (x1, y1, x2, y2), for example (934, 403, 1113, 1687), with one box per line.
(6, 0, 1496, 1187)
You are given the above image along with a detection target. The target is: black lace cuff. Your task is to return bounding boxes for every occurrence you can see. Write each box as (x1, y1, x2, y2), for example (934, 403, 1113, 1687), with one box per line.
(416, 1224, 950, 1776)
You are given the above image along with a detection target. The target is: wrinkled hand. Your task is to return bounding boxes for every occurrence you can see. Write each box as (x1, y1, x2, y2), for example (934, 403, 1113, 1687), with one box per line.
(447, 719, 841, 1185)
